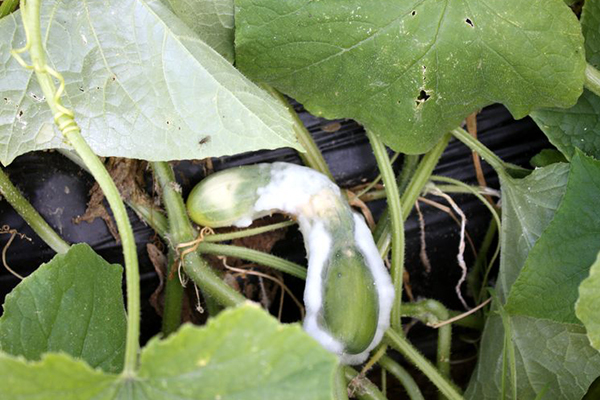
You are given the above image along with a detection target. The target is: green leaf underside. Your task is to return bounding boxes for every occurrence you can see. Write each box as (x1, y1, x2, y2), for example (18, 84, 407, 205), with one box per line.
(529, 149, 568, 168)
(235, 0, 585, 154)
(505, 153, 600, 324)
(0, 0, 301, 166)
(465, 315, 600, 400)
(0, 244, 126, 374)
(531, 0, 600, 160)
(577, 251, 600, 351)
(466, 160, 600, 399)
(161, 0, 235, 63)
(497, 162, 569, 302)
(0, 305, 338, 400)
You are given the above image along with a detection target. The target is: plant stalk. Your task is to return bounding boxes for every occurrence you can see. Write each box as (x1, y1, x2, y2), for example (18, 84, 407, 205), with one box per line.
(366, 130, 405, 330)
(379, 355, 425, 400)
(344, 367, 388, 400)
(401, 300, 452, 379)
(263, 85, 334, 180)
(152, 162, 246, 308)
(161, 250, 184, 336)
(376, 134, 450, 257)
(17, 0, 140, 375)
(0, 0, 19, 18)
(585, 63, 600, 98)
(0, 166, 70, 254)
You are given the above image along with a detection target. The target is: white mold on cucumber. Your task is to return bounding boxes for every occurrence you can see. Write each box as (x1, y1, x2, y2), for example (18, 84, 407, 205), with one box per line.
(187, 162, 395, 364)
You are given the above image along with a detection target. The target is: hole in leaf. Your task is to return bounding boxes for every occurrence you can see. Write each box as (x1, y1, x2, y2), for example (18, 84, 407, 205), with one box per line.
(411, 10, 416, 16)
(415, 90, 431, 106)
(465, 18, 474, 27)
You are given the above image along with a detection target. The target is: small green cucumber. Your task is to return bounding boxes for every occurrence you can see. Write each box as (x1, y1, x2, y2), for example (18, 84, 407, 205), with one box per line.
(186, 162, 394, 364)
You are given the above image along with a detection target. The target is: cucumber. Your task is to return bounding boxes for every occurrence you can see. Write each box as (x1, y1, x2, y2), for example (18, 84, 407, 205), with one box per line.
(187, 162, 394, 364)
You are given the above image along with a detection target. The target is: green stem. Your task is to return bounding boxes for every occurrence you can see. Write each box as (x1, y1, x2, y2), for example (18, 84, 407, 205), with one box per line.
(0, 167, 70, 254)
(344, 367, 388, 400)
(366, 130, 405, 330)
(376, 134, 450, 257)
(161, 250, 184, 336)
(385, 329, 463, 400)
(450, 128, 529, 178)
(0, 0, 19, 18)
(18, 0, 140, 375)
(401, 300, 452, 379)
(197, 242, 307, 279)
(334, 365, 350, 400)
(263, 85, 334, 180)
(152, 162, 246, 308)
(379, 356, 425, 400)
(203, 220, 296, 242)
(585, 63, 600, 98)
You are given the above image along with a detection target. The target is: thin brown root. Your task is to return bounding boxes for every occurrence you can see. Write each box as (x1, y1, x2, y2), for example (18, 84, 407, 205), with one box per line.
(219, 256, 305, 319)
(0, 225, 31, 280)
(193, 283, 204, 314)
(171, 226, 215, 285)
(431, 297, 491, 328)
(429, 189, 470, 310)
(418, 197, 477, 259)
(415, 200, 432, 273)
(347, 190, 376, 230)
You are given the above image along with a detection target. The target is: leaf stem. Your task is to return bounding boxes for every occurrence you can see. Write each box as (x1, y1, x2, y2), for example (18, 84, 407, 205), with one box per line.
(344, 367, 388, 400)
(384, 329, 463, 400)
(0, 166, 70, 254)
(379, 355, 425, 400)
(0, 0, 18, 18)
(197, 242, 307, 279)
(401, 300, 452, 379)
(203, 220, 296, 242)
(263, 85, 334, 180)
(585, 63, 600, 98)
(152, 162, 246, 308)
(375, 134, 450, 257)
(17, 0, 140, 375)
(366, 130, 405, 330)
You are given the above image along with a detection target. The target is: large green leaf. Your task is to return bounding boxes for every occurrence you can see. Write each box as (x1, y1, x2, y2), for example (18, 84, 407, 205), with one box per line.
(531, 0, 600, 160)
(466, 160, 600, 399)
(577, 251, 600, 351)
(0, 0, 301, 166)
(161, 0, 235, 62)
(506, 153, 600, 324)
(235, 0, 585, 154)
(0, 244, 127, 374)
(0, 305, 338, 399)
(496, 163, 569, 302)
(466, 315, 600, 399)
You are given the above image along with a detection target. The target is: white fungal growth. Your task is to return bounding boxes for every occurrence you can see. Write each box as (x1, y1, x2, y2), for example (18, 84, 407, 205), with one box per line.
(233, 163, 394, 364)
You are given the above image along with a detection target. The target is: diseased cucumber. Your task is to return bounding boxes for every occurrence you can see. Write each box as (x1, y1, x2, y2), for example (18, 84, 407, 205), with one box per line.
(186, 162, 394, 364)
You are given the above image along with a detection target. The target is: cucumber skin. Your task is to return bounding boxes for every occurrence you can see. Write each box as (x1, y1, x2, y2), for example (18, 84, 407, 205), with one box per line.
(186, 166, 271, 228)
(321, 244, 379, 354)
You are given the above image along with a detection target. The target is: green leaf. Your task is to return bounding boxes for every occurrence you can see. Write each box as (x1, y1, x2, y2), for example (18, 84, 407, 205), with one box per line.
(0, 244, 127, 374)
(466, 160, 600, 399)
(506, 152, 600, 324)
(161, 0, 235, 62)
(0, 352, 120, 400)
(466, 315, 600, 399)
(530, 149, 568, 168)
(0, 0, 301, 166)
(497, 162, 569, 302)
(576, 251, 600, 350)
(530, 0, 600, 160)
(0, 305, 338, 399)
(235, 0, 585, 154)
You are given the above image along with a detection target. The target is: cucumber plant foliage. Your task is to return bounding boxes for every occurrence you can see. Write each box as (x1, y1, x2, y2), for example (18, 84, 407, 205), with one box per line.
(2, 0, 600, 399)
(235, 0, 585, 154)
